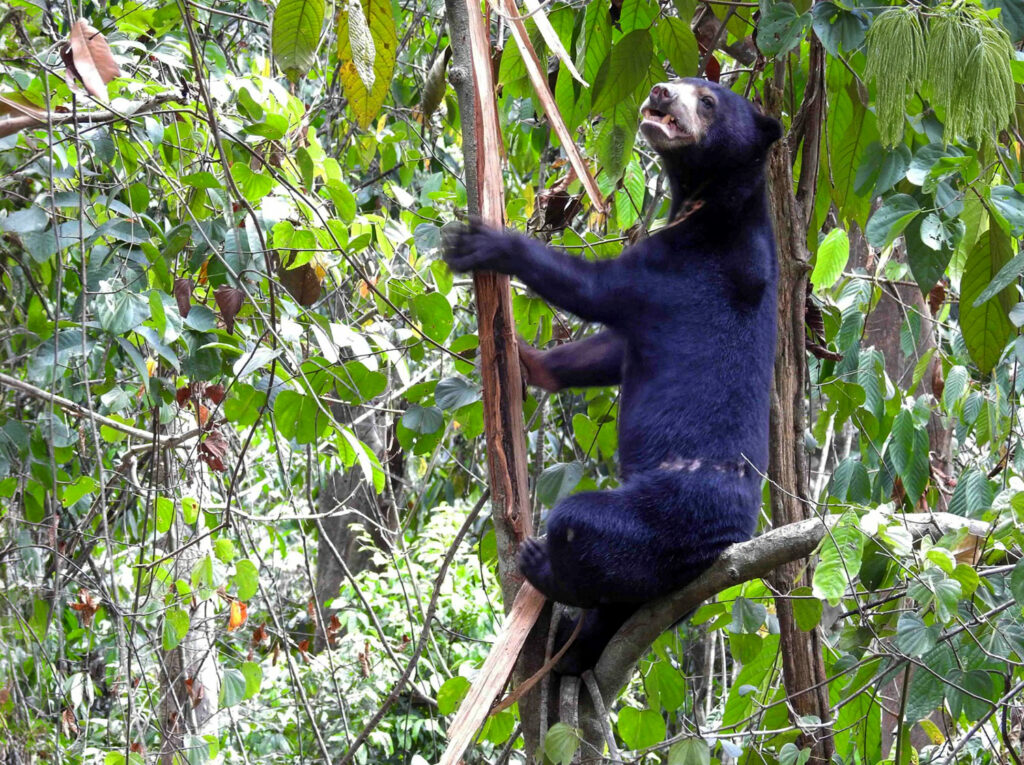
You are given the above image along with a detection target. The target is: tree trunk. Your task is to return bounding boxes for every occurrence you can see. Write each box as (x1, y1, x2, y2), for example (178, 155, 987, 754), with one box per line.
(313, 405, 400, 651)
(157, 448, 219, 763)
(443, 1, 550, 756)
(764, 55, 835, 763)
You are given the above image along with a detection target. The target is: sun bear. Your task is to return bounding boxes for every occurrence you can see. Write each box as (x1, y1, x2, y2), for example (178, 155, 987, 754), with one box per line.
(444, 79, 782, 673)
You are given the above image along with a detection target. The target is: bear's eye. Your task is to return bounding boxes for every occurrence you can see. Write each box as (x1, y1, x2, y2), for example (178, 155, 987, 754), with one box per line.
(700, 95, 715, 109)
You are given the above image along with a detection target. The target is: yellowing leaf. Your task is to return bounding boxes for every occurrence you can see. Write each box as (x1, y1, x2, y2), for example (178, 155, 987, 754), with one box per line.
(228, 600, 248, 631)
(336, 0, 397, 128)
(346, 0, 376, 89)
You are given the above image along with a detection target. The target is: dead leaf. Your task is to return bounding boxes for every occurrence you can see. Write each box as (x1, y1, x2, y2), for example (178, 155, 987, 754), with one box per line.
(228, 600, 248, 631)
(279, 254, 323, 307)
(61, 708, 79, 736)
(214, 286, 245, 334)
(173, 278, 194, 317)
(69, 588, 99, 627)
(204, 384, 225, 404)
(62, 19, 121, 100)
(199, 428, 229, 472)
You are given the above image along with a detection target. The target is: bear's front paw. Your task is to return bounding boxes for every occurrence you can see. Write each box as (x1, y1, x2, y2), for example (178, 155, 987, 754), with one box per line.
(441, 220, 517, 274)
(518, 537, 556, 595)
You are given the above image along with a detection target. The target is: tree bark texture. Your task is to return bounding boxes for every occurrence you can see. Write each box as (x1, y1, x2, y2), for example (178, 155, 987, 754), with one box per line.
(443, 0, 550, 756)
(158, 449, 219, 763)
(763, 50, 835, 762)
(314, 405, 400, 651)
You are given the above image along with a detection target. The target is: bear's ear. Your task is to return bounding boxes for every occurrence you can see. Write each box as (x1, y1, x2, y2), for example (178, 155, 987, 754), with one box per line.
(756, 113, 783, 147)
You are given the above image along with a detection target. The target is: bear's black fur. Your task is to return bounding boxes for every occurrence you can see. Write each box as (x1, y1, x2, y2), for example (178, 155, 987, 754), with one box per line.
(444, 79, 782, 673)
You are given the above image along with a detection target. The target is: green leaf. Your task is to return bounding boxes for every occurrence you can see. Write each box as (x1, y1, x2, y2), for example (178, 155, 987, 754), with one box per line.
(402, 404, 443, 434)
(811, 228, 850, 288)
(240, 661, 262, 700)
(163, 608, 190, 650)
(536, 462, 583, 506)
(647, 660, 687, 712)
(271, 0, 325, 82)
(905, 213, 957, 296)
(865, 194, 920, 248)
(668, 737, 711, 765)
(544, 723, 580, 765)
(791, 586, 823, 631)
(230, 163, 275, 202)
(96, 283, 149, 335)
(435, 376, 480, 410)
(906, 647, 950, 722)
(616, 706, 666, 751)
(812, 512, 864, 605)
(947, 670, 994, 722)
(655, 17, 698, 77)
(155, 495, 175, 534)
(896, 612, 938, 658)
(960, 227, 1015, 374)
(181, 171, 222, 190)
(61, 476, 98, 507)
(214, 538, 237, 563)
(758, 3, 811, 58)
(337, 360, 387, 403)
(410, 292, 454, 344)
(220, 668, 246, 708)
(811, 2, 868, 56)
(596, 100, 637, 181)
(1009, 558, 1024, 604)
(233, 559, 259, 600)
(225, 383, 265, 427)
(591, 30, 653, 114)
(438, 676, 471, 715)
(730, 597, 766, 633)
(989, 185, 1024, 236)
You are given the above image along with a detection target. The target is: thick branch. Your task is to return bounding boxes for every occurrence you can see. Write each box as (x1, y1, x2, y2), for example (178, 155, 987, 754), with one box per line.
(583, 512, 988, 727)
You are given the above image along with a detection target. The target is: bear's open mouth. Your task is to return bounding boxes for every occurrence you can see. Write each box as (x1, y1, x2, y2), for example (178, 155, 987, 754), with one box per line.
(640, 107, 691, 142)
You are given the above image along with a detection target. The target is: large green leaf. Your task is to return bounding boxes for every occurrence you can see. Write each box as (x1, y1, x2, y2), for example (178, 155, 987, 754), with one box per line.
(591, 30, 653, 114)
(596, 100, 637, 180)
(960, 226, 1015, 374)
(655, 17, 698, 77)
(758, 2, 811, 58)
(617, 706, 666, 751)
(865, 194, 920, 248)
(810, 227, 849, 289)
(812, 512, 864, 605)
(905, 213, 957, 296)
(271, 0, 325, 82)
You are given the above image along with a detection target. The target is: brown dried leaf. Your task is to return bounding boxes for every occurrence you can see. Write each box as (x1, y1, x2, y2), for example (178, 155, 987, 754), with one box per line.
(63, 19, 122, 100)
(175, 385, 192, 407)
(278, 256, 322, 307)
(204, 384, 225, 404)
(61, 708, 79, 736)
(214, 286, 245, 334)
(173, 277, 194, 318)
(198, 428, 229, 472)
(69, 588, 99, 627)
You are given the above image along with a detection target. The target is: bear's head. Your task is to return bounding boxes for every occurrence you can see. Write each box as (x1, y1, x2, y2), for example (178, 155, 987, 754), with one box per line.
(639, 79, 782, 170)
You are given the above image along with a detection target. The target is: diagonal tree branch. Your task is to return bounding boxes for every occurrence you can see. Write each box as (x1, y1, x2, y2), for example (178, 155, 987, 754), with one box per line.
(574, 511, 989, 758)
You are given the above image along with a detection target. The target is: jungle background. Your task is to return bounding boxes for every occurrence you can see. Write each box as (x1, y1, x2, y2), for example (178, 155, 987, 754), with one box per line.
(3, 0, 1024, 762)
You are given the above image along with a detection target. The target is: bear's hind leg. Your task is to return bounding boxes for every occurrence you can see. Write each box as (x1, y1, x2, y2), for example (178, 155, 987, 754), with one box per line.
(520, 487, 667, 607)
(553, 604, 636, 676)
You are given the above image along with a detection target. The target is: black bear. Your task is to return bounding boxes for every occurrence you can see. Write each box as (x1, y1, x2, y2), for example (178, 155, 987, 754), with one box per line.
(444, 79, 782, 672)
